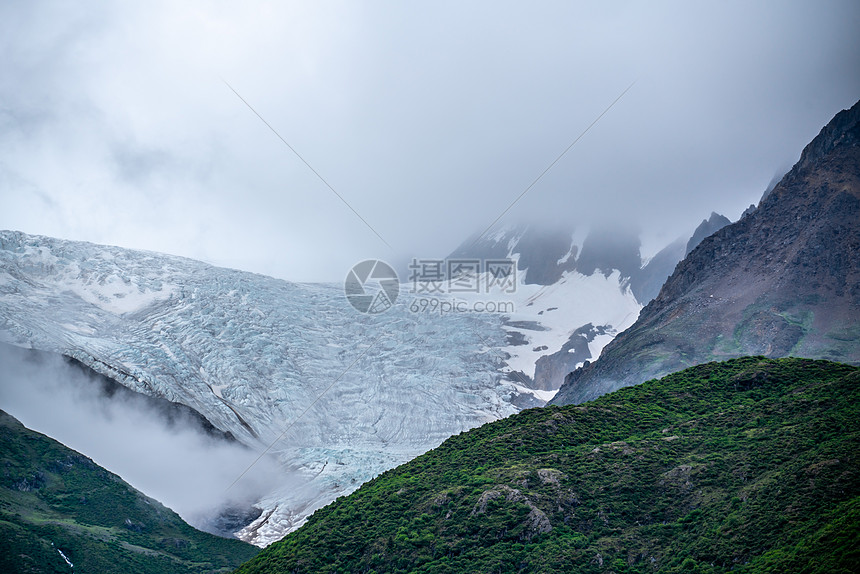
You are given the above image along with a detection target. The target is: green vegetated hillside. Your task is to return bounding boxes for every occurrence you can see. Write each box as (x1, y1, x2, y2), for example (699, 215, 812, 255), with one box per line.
(236, 357, 860, 574)
(0, 409, 258, 574)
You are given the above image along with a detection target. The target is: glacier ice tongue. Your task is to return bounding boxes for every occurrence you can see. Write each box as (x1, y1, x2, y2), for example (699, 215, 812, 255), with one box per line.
(0, 231, 523, 545)
(0, 230, 640, 545)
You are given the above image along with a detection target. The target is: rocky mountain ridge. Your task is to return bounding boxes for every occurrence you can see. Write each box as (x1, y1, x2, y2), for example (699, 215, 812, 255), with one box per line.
(685, 212, 731, 256)
(552, 99, 860, 406)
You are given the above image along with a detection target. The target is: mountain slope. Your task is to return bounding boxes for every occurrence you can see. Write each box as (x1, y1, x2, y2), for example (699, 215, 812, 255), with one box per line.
(233, 357, 860, 573)
(0, 409, 258, 574)
(552, 99, 860, 406)
(629, 211, 730, 305)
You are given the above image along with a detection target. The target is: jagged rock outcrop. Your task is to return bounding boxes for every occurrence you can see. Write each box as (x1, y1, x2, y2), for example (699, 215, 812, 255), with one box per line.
(444, 224, 577, 286)
(628, 238, 686, 304)
(684, 212, 731, 256)
(445, 224, 643, 287)
(573, 227, 641, 279)
(552, 99, 860, 405)
(532, 323, 609, 391)
(627, 212, 730, 305)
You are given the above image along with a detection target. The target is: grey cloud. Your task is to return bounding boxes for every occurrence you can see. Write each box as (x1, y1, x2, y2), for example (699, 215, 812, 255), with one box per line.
(0, 344, 282, 534)
(0, 0, 857, 281)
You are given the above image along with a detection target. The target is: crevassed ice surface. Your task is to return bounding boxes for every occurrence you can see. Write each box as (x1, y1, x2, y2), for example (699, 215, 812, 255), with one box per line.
(0, 230, 640, 545)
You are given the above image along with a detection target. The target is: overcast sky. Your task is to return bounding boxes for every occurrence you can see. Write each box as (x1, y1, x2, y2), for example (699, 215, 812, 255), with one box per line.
(1, 1, 858, 282)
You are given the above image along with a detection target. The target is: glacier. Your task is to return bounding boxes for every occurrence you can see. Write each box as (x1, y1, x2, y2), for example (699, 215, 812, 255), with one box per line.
(0, 230, 640, 545)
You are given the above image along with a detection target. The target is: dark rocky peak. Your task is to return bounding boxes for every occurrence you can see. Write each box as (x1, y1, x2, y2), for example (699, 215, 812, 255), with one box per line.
(446, 224, 578, 285)
(741, 203, 757, 219)
(759, 169, 789, 203)
(573, 227, 641, 280)
(748, 100, 859, 213)
(447, 224, 528, 262)
(628, 237, 686, 304)
(781, 99, 860, 186)
(509, 226, 578, 285)
(685, 212, 731, 256)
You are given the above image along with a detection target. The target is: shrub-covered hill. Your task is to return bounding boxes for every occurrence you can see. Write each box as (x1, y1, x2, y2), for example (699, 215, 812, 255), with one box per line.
(0, 410, 259, 574)
(235, 357, 859, 574)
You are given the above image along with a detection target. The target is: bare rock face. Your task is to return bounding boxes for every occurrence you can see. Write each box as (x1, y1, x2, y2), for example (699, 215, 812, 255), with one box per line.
(470, 485, 552, 539)
(629, 237, 687, 304)
(532, 323, 609, 391)
(445, 224, 578, 286)
(684, 212, 731, 257)
(552, 99, 860, 406)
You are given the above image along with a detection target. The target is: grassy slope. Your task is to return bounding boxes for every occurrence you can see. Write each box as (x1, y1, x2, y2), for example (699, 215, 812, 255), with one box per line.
(0, 410, 258, 574)
(236, 357, 859, 573)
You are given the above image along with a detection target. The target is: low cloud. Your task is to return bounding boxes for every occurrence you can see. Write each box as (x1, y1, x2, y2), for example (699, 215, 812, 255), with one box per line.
(0, 343, 282, 536)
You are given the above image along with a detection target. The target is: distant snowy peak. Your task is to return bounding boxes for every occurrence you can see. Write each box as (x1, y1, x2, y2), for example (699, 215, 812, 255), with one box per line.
(447, 214, 733, 306)
(446, 221, 688, 301)
(447, 223, 642, 287)
(446, 224, 570, 285)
